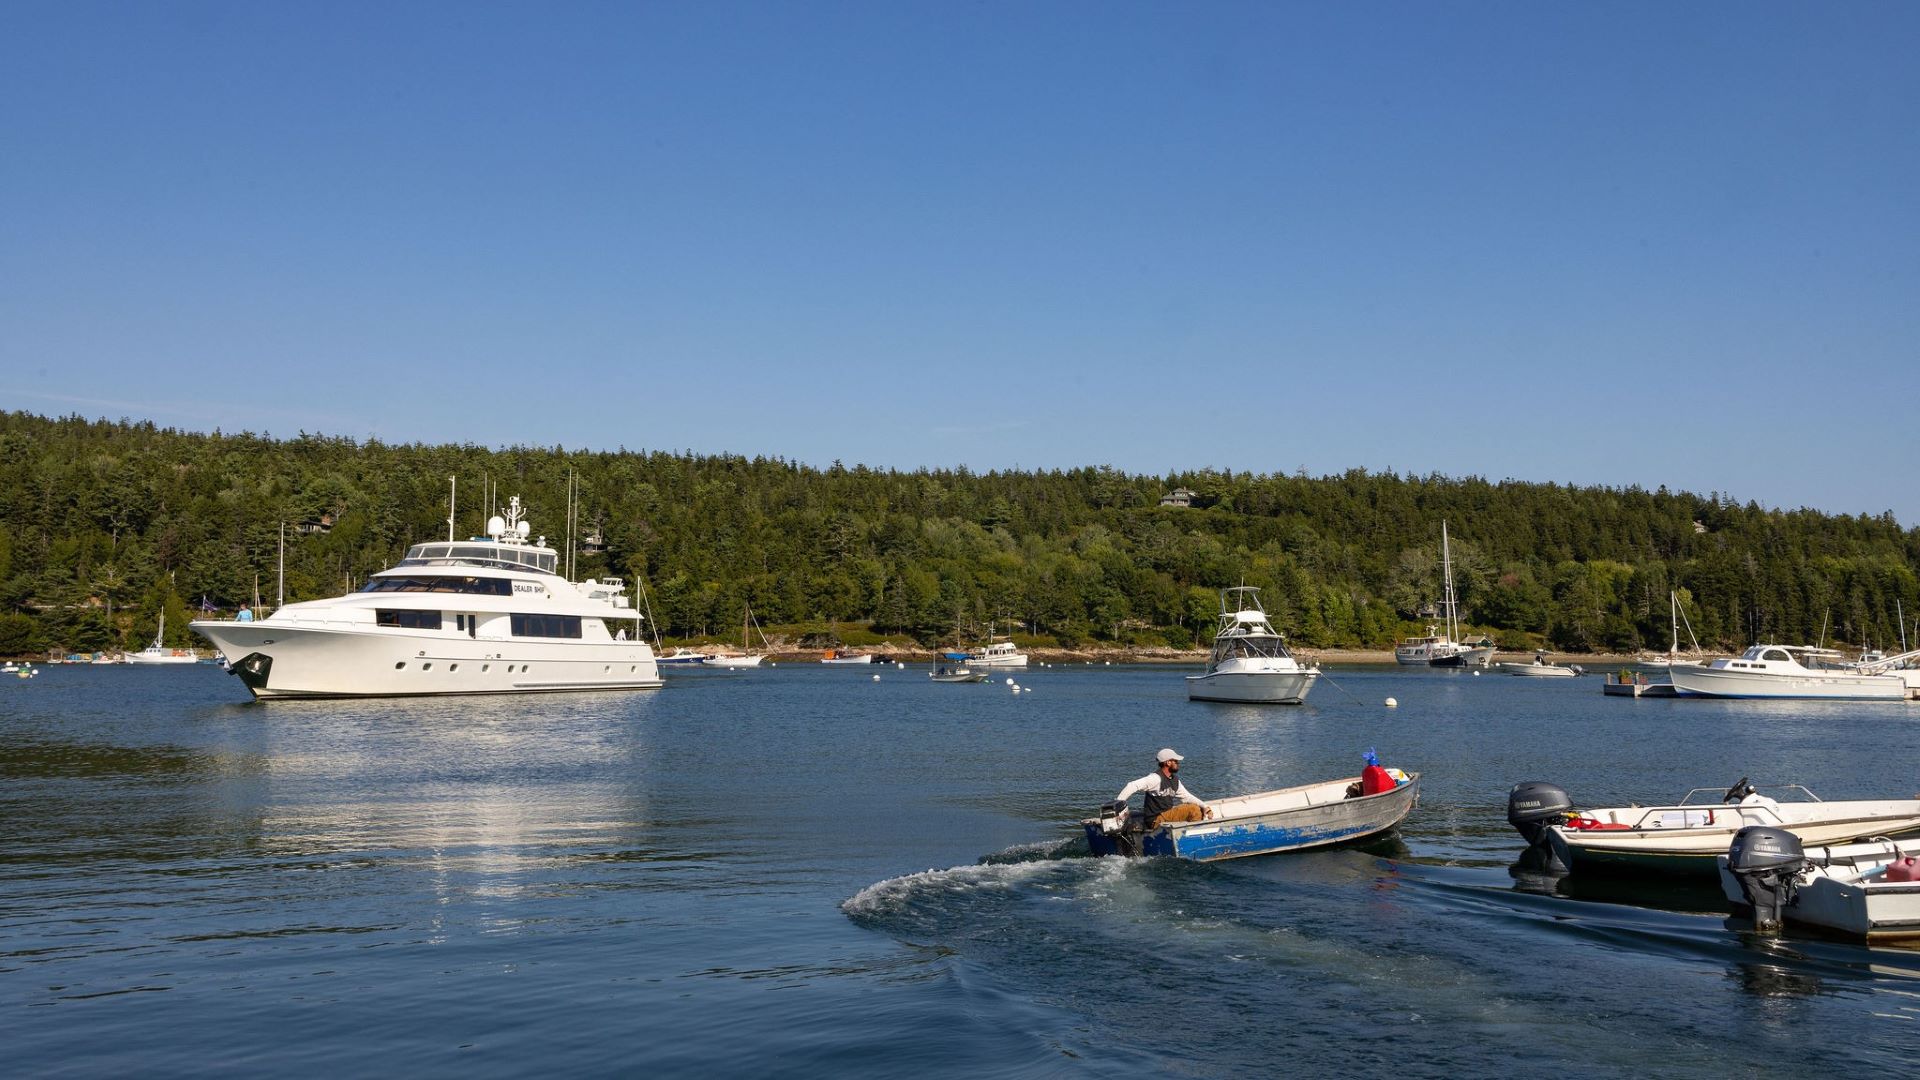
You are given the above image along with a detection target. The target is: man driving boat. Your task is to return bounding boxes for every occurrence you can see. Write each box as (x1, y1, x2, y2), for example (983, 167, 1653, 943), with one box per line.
(1115, 748, 1212, 827)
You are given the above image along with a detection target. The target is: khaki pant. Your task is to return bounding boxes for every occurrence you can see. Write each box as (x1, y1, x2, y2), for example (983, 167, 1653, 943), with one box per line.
(1151, 804, 1207, 827)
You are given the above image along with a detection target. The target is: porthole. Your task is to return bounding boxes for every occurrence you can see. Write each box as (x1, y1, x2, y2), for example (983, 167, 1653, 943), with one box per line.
(482, 664, 490, 673)
(395, 662, 406, 670)
(449, 663, 459, 672)
(422, 663, 432, 671)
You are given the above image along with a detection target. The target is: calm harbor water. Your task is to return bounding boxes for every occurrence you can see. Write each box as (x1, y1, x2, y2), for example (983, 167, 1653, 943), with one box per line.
(3, 661, 1917, 1076)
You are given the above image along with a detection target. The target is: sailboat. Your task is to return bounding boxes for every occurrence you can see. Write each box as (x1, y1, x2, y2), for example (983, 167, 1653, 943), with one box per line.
(707, 604, 770, 668)
(125, 610, 199, 665)
(1396, 522, 1475, 666)
(1640, 592, 1705, 668)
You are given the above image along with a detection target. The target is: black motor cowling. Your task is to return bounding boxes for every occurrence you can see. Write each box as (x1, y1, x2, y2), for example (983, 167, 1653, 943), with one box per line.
(1507, 782, 1574, 848)
(1727, 825, 1806, 932)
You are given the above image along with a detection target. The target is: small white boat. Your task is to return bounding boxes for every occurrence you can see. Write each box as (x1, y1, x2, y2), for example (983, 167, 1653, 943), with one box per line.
(1667, 644, 1909, 700)
(928, 662, 987, 683)
(1185, 586, 1318, 704)
(125, 612, 200, 665)
(820, 650, 873, 665)
(1497, 657, 1580, 678)
(707, 604, 771, 668)
(655, 647, 712, 666)
(1720, 833, 1920, 943)
(1507, 778, 1920, 875)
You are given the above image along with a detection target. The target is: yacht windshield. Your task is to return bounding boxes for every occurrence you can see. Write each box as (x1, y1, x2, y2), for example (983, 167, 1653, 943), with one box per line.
(399, 543, 557, 575)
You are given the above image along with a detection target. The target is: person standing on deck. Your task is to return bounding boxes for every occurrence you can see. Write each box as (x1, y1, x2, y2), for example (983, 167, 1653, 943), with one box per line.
(1115, 748, 1211, 827)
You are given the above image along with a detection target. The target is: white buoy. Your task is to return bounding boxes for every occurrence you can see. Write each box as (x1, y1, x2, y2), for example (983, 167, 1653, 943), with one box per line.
(1385, 697, 1398, 708)
(1022, 686, 1032, 693)
(872, 673, 880, 681)
(1005, 677, 1015, 685)
(895, 662, 904, 669)
(1472, 670, 1480, 676)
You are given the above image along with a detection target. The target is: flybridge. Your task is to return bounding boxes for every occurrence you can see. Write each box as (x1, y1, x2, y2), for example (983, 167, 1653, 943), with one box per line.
(398, 494, 559, 575)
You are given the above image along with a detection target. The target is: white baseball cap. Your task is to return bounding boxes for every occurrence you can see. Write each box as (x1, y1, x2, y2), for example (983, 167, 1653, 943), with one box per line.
(1156, 748, 1184, 764)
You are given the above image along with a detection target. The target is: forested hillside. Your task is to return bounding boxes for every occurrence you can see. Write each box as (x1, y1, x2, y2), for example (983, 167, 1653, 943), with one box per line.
(1, 411, 1914, 656)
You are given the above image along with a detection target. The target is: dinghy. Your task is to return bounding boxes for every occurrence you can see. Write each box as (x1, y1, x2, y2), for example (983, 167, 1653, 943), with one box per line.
(1719, 830, 1920, 943)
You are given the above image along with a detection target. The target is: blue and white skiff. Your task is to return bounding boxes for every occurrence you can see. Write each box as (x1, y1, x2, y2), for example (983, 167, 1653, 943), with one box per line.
(1085, 773, 1419, 861)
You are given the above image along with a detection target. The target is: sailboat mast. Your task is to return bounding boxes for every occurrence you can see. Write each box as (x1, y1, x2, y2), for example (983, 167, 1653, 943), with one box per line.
(1441, 521, 1457, 641)
(447, 475, 456, 543)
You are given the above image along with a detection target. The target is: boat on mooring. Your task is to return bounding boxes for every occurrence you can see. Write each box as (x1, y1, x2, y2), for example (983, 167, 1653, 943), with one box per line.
(190, 495, 662, 699)
(1507, 778, 1920, 876)
(1719, 829, 1920, 943)
(1185, 585, 1318, 704)
(1666, 644, 1911, 700)
(1085, 768, 1419, 861)
(928, 662, 988, 683)
(1497, 655, 1580, 678)
(125, 612, 200, 665)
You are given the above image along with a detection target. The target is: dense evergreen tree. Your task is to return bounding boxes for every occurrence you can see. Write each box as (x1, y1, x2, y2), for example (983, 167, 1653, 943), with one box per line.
(3, 410, 1914, 654)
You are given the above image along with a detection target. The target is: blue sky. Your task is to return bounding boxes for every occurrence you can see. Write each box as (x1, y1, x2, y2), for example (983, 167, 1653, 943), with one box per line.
(4, 3, 1916, 524)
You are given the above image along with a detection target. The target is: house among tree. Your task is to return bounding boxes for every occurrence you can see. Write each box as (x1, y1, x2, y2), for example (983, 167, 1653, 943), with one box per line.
(292, 512, 335, 536)
(1158, 487, 1196, 508)
(579, 528, 606, 555)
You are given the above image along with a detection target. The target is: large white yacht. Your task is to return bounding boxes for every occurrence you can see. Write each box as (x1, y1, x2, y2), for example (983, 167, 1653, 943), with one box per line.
(1667, 644, 1910, 700)
(1186, 586, 1319, 704)
(190, 497, 662, 699)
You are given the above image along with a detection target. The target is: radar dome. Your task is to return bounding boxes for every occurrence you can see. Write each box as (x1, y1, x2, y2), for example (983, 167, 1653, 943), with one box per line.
(486, 515, 507, 537)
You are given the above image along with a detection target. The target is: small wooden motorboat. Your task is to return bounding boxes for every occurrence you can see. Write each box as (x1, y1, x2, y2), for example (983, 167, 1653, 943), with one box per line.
(1084, 771, 1419, 861)
(1719, 833, 1920, 943)
(821, 649, 874, 664)
(1508, 778, 1920, 876)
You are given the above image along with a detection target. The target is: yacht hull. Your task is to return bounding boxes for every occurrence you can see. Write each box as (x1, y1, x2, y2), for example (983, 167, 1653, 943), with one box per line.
(192, 620, 662, 699)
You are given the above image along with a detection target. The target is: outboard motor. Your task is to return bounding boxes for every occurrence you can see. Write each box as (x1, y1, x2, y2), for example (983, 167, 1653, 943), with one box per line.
(1097, 800, 1130, 836)
(1727, 825, 1806, 932)
(1507, 782, 1574, 849)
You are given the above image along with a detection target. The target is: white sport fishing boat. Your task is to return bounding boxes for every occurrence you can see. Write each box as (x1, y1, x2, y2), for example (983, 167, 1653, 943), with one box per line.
(1185, 586, 1318, 704)
(1667, 644, 1910, 700)
(189, 496, 661, 699)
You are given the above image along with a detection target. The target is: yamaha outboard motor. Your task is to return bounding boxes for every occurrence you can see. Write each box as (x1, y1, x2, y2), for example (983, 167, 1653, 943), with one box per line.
(1727, 825, 1806, 932)
(1507, 782, 1574, 848)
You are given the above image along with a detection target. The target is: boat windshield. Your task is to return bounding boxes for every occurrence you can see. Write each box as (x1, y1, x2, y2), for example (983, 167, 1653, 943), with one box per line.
(1212, 634, 1293, 662)
(398, 542, 557, 575)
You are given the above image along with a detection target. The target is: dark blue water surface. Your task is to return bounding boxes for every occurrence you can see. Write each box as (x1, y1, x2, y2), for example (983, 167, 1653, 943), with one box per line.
(3, 662, 1917, 1076)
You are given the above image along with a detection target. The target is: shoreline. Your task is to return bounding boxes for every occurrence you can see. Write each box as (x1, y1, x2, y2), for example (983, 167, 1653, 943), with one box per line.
(755, 646, 1655, 666)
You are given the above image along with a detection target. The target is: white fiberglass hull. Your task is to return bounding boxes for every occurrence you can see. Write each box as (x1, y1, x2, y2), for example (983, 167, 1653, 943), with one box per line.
(1718, 840, 1920, 942)
(705, 654, 764, 668)
(1668, 664, 1907, 700)
(1549, 799, 1920, 872)
(968, 654, 1027, 668)
(191, 620, 662, 699)
(1186, 664, 1318, 704)
(1498, 662, 1577, 677)
(125, 650, 200, 665)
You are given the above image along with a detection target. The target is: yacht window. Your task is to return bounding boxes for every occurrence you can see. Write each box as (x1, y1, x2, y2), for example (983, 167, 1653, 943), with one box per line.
(511, 613, 582, 639)
(361, 576, 512, 596)
(375, 609, 444, 630)
(1761, 649, 1792, 663)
